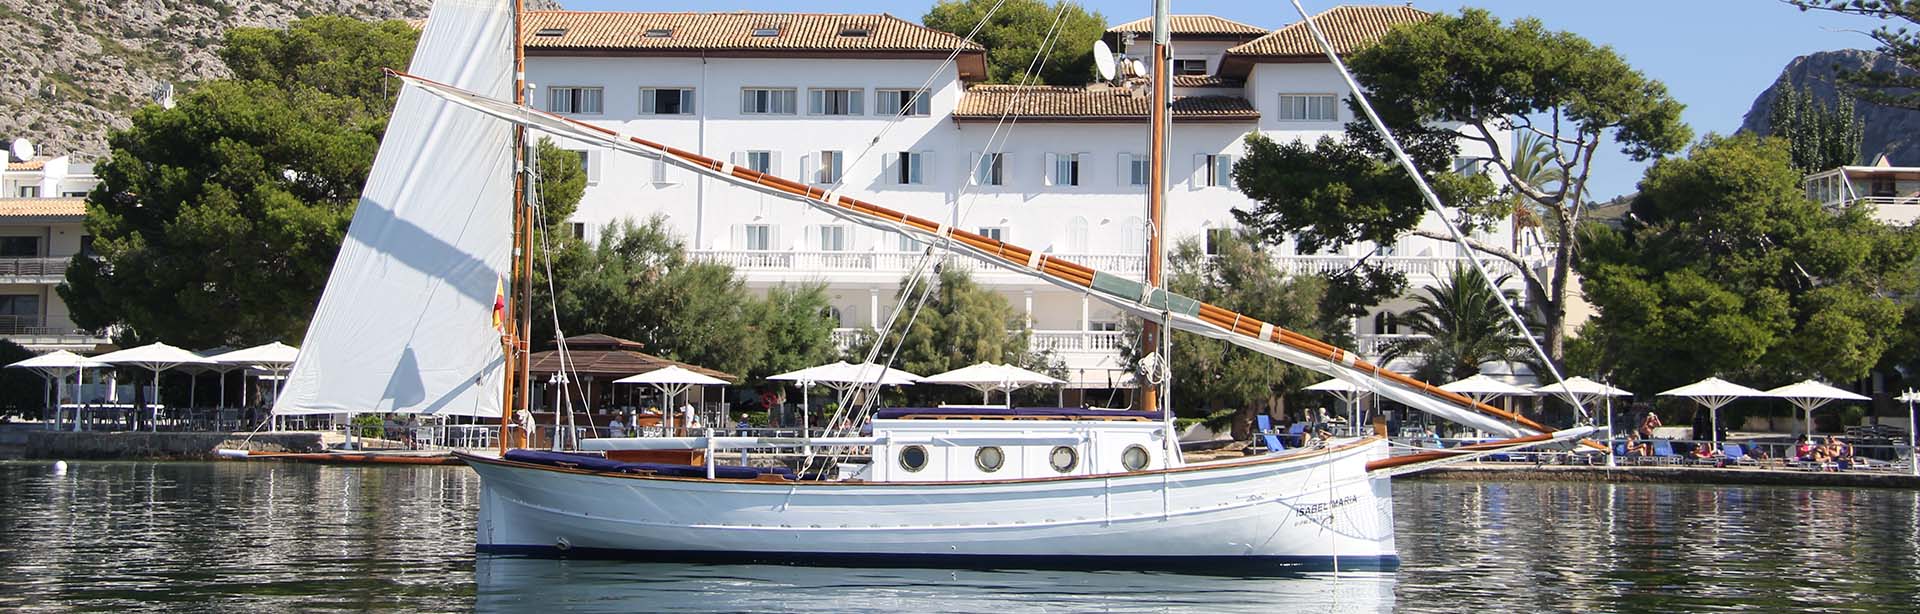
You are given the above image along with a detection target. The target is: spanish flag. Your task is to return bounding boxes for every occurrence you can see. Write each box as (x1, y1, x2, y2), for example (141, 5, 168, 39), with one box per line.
(492, 276, 507, 332)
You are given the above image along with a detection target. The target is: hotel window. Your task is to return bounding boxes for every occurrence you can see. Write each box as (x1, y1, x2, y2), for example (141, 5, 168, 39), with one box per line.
(1195, 154, 1234, 188)
(1046, 152, 1085, 187)
(877, 89, 931, 116)
(740, 150, 775, 174)
(79, 235, 95, 258)
(0, 236, 39, 257)
(651, 157, 674, 184)
(1277, 94, 1337, 121)
(809, 88, 864, 116)
(1090, 321, 1121, 332)
(888, 151, 926, 185)
(977, 226, 1006, 242)
(1172, 58, 1208, 75)
(18, 186, 40, 198)
(572, 150, 602, 185)
(1204, 228, 1234, 255)
(1872, 176, 1897, 197)
(740, 88, 797, 115)
(897, 233, 923, 252)
(0, 295, 40, 323)
(972, 152, 1005, 186)
(818, 225, 850, 251)
(640, 88, 695, 115)
(569, 222, 589, 241)
(743, 224, 774, 251)
(812, 150, 843, 184)
(1122, 153, 1150, 187)
(548, 86, 603, 114)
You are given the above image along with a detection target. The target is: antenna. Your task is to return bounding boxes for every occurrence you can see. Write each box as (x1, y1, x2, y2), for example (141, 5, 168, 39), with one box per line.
(1093, 40, 1117, 82)
(9, 138, 34, 162)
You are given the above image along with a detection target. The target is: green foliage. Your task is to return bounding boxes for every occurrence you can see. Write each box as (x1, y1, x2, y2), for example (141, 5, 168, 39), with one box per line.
(1381, 267, 1538, 383)
(1765, 84, 1864, 172)
(923, 0, 1105, 86)
(1509, 132, 1569, 240)
(0, 339, 42, 418)
(1576, 133, 1917, 392)
(538, 216, 839, 381)
(849, 267, 1057, 405)
(1789, 1, 1920, 110)
(1232, 8, 1693, 361)
(58, 17, 419, 348)
(1138, 232, 1343, 437)
(534, 139, 586, 230)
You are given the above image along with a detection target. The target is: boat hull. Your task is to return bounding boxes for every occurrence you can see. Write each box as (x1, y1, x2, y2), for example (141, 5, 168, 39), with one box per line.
(462, 438, 1397, 570)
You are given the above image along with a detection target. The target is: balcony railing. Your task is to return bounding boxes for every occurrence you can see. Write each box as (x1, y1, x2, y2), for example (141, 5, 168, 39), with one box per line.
(696, 250, 1533, 280)
(831, 327, 1129, 356)
(0, 315, 111, 347)
(0, 257, 69, 280)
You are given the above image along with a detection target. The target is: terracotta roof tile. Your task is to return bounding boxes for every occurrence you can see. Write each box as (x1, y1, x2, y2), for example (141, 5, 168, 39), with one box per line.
(953, 85, 1257, 122)
(1226, 5, 1429, 58)
(1173, 75, 1243, 88)
(6, 159, 47, 171)
(0, 197, 86, 219)
(1108, 15, 1268, 38)
(522, 11, 984, 54)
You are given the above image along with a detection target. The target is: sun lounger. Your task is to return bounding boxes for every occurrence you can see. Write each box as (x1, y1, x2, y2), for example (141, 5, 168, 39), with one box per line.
(1256, 415, 1285, 453)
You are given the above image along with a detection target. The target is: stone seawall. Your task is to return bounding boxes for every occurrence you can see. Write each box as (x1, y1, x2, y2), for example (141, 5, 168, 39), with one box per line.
(0, 429, 325, 461)
(1404, 464, 1920, 489)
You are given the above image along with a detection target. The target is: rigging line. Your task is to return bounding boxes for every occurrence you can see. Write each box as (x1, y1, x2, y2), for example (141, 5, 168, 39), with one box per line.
(826, 0, 1078, 436)
(1285, 0, 1583, 421)
(526, 143, 594, 445)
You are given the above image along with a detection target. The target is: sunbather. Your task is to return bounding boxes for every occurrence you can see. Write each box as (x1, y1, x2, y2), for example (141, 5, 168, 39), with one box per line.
(1692, 442, 1718, 460)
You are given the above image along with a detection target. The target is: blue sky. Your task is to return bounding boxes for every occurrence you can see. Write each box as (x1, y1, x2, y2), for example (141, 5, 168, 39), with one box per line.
(562, 0, 1880, 199)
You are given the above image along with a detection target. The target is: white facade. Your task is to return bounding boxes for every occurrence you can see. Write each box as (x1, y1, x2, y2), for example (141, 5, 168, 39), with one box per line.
(524, 15, 1523, 385)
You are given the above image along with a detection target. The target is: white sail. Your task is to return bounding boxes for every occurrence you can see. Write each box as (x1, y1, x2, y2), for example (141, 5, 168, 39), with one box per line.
(274, 0, 515, 417)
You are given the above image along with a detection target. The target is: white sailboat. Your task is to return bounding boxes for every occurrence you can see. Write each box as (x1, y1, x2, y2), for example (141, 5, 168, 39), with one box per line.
(278, 0, 1595, 569)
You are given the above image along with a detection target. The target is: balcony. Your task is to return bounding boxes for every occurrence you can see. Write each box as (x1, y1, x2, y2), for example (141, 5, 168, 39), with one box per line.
(0, 257, 70, 283)
(1821, 195, 1920, 225)
(695, 250, 1529, 284)
(0, 315, 112, 351)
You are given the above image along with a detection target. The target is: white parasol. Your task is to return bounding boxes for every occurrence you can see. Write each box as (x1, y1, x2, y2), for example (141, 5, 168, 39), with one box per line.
(1658, 377, 1769, 445)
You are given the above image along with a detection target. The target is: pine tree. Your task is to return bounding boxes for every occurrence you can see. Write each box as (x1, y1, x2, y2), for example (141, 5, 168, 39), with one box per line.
(1766, 84, 1863, 173)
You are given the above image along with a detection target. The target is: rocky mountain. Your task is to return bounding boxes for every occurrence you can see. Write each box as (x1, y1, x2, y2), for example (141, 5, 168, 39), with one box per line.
(0, 0, 480, 159)
(1740, 49, 1920, 165)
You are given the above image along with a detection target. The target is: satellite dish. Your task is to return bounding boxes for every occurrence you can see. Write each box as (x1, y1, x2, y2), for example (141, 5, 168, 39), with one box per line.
(9, 138, 34, 162)
(1130, 59, 1148, 79)
(1093, 40, 1116, 81)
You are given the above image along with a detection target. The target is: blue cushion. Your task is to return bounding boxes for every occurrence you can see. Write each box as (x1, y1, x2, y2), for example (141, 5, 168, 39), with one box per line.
(504, 449, 794, 480)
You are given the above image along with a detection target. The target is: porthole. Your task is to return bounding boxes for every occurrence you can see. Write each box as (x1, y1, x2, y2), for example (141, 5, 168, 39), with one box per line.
(975, 446, 1006, 473)
(899, 445, 929, 473)
(1122, 445, 1150, 471)
(1049, 445, 1079, 473)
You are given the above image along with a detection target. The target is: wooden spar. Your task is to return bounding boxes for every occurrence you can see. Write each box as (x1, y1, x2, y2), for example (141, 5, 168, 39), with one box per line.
(1362, 432, 1555, 472)
(383, 69, 1553, 435)
(1141, 2, 1171, 416)
(501, 0, 527, 454)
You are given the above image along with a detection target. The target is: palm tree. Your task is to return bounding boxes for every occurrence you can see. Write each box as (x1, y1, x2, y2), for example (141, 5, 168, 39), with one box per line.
(1381, 266, 1540, 383)
(1508, 132, 1568, 245)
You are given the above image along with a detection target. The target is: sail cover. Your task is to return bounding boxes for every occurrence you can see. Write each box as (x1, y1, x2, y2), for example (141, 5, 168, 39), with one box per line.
(275, 0, 515, 417)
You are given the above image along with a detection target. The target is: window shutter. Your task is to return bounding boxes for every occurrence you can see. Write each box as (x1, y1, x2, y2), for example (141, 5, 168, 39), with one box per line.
(730, 151, 743, 167)
(849, 90, 864, 115)
(995, 152, 1008, 185)
(1077, 152, 1092, 186)
(803, 224, 818, 250)
(830, 152, 843, 183)
(914, 92, 931, 115)
(1118, 153, 1131, 186)
(732, 224, 746, 250)
(914, 151, 932, 184)
(680, 89, 695, 114)
(798, 153, 811, 182)
(879, 90, 899, 115)
(771, 225, 784, 251)
(968, 152, 981, 186)
(882, 153, 898, 185)
(809, 90, 824, 115)
(587, 150, 603, 185)
(1191, 154, 1206, 190)
(1217, 154, 1234, 188)
(652, 157, 669, 183)
(640, 88, 655, 114)
(769, 152, 782, 178)
(1044, 153, 1057, 186)
(740, 89, 754, 113)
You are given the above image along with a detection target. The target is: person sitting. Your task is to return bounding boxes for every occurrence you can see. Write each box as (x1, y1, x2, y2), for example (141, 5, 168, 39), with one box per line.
(1826, 436, 1854, 468)
(1624, 432, 1652, 457)
(1692, 441, 1718, 461)
(608, 417, 626, 438)
(1794, 436, 1817, 462)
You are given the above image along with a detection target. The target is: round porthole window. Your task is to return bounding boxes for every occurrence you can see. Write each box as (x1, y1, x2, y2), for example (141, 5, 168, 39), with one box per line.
(1049, 446, 1079, 473)
(899, 445, 929, 473)
(975, 446, 1006, 473)
(1122, 445, 1150, 471)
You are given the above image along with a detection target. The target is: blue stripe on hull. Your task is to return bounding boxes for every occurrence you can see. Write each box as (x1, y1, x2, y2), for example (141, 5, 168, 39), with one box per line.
(476, 545, 1400, 574)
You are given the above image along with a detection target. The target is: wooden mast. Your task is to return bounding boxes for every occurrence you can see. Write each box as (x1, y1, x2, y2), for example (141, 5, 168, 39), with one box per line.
(1141, 0, 1171, 415)
(501, 0, 528, 453)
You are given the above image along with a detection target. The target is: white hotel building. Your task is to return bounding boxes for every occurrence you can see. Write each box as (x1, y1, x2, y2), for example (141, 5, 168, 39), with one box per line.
(523, 6, 1529, 388)
(1, 153, 107, 353)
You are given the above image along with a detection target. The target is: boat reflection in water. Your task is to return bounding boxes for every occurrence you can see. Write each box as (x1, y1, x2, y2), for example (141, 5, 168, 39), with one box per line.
(474, 556, 1397, 613)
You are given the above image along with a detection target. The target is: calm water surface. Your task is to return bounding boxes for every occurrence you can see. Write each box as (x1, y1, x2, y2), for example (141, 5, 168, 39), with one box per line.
(1, 461, 1915, 612)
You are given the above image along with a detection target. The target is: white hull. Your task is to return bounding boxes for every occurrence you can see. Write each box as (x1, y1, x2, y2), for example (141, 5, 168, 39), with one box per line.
(463, 438, 1397, 569)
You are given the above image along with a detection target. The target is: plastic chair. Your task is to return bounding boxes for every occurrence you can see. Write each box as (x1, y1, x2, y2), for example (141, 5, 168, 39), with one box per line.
(1284, 423, 1308, 447)
(1652, 440, 1680, 464)
(1256, 415, 1285, 452)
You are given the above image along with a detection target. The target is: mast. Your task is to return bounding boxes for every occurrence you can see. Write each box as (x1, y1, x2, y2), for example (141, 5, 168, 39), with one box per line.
(501, 0, 529, 453)
(1141, 0, 1171, 416)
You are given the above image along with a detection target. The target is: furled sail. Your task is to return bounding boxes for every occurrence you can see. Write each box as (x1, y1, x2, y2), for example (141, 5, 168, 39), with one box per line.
(392, 71, 1551, 437)
(274, 0, 515, 417)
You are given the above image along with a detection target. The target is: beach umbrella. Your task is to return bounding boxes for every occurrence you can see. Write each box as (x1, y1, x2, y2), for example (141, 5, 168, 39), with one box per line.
(1534, 377, 1634, 467)
(207, 342, 300, 421)
(94, 342, 213, 431)
(919, 362, 1064, 406)
(1898, 389, 1919, 477)
(1765, 380, 1869, 437)
(1305, 378, 1375, 433)
(1438, 374, 1535, 403)
(1658, 377, 1769, 445)
(770, 361, 920, 436)
(614, 366, 731, 432)
(7, 351, 108, 429)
